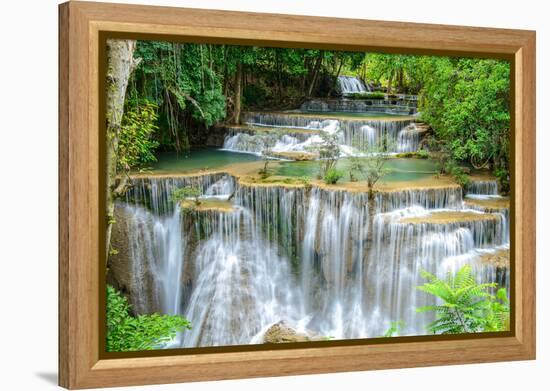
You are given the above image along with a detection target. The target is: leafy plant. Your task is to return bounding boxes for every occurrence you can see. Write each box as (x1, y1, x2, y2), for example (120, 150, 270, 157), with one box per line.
(349, 137, 393, 197)
(383, 321, 405, 337)
(316, 129, 341, 179)
(347, 91, 385, 100)
(416, 149, 430, 159)
(444, 160, 470, 188)
(170, 186, 202, 206)
(324, 168, 344, 184)
(416, 265, 509, 334)
(117, 99, 160, 172)
(106, 285, 191, 352)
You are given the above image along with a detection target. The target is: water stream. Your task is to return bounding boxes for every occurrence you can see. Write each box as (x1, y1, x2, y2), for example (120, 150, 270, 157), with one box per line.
(222, 113, 420, 155)
(116, 172, 509, 347)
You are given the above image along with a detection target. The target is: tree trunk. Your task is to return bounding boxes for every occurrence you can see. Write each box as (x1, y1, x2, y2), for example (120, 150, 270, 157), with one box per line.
(397, 68, 404, 92)
(327, 57, 344, 97)
(233, 57, 243, 125)
(276, 51, 283, 99)
(307, 52, 323, 97)
(387, 70, 394, 94)
(222, 46, 229, 97)
(105, 39, 139, 258)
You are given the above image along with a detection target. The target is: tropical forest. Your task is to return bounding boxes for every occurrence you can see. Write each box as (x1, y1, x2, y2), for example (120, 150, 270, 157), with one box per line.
(104, 39, 511, 351)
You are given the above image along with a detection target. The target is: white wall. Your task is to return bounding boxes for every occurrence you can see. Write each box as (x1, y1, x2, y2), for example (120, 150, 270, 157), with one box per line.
(0, 0, 546, 389)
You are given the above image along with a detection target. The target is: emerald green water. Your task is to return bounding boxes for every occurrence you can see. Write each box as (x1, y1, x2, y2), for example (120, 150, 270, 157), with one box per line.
(147, 149, 437, 184)
(147, 149, 261, 173)
(275, 158, 439, 183)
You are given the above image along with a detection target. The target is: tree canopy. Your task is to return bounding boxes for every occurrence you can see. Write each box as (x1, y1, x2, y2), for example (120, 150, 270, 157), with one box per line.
(116, 42, 511, 189)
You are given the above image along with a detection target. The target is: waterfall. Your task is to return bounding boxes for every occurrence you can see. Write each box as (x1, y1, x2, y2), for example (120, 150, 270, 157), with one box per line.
(338, 75, 370, 94)
(112, 171, 509, 347)
(223, 113, 417, 155)
(126, 173, 236, 213)
(300, 98, 418, 115)
(467, 179, 499, 195)
(397, 124, 421, 152)
(299, 188, 370, 338)
(374, 186, 463, 213)
(180, 209, 299, 347)
(116, 202, 185, 316)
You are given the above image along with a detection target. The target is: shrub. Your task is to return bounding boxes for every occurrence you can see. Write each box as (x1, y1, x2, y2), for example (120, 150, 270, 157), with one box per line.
(416, 149, 430, 159)
(118, 99, 160, 172)
(416, 265, 509, 334)
(383, 321, 405, 337)
(106, 285, 191, 352)
(170, 186, 202, 206)
(346, 91, 385, 100)
(324, 168, 344, 184)
(365, 91, 386, 99)
(444, 161, 470, 188)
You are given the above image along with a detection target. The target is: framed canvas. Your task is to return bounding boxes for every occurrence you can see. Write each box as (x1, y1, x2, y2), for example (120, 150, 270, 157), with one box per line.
(58, 1, 536, 389)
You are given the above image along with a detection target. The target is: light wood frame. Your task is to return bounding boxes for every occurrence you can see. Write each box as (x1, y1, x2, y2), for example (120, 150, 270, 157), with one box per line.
(59, 1, 536, 389)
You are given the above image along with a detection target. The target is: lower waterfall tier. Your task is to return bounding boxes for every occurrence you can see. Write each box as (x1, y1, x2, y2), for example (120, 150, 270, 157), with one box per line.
(109, 173, 510, 347)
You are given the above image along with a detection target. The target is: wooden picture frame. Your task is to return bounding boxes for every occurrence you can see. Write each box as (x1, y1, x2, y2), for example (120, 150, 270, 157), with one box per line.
(58, 1, 536, 389)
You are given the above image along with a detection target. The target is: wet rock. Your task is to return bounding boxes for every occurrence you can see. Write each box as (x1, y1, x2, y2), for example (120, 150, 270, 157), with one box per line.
(107, 203, 161, 315)
(263, 321, 313, 343)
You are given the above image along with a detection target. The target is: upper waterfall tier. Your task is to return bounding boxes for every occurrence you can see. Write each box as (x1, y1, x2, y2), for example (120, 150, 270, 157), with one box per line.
(222, 112, 422, 155)
(338, 75, 370, 94)
(300, 98, 417, 115)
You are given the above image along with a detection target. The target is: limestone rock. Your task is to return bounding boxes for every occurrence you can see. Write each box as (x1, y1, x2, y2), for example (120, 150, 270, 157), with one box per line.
(263, 321, 313, 343)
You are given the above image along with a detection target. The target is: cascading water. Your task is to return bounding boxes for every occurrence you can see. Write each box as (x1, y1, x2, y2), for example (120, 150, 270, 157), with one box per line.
(300, 98, 418, 115)
(466, 179, 499, 195)
(338, 75, 370, 94)
(113, 168, 509, 347)
(180, 208, 300, 347)
(223, 113, 419, 155)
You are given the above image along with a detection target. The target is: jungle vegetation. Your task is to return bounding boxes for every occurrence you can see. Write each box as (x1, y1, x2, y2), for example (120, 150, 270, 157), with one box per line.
(106, 285, 191, 352)
(109, 42, 510, 189)
(104, 40, 511, 347)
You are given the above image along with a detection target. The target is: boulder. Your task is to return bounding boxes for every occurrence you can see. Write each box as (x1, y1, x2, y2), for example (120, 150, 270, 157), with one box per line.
(263, 321, 314, 343)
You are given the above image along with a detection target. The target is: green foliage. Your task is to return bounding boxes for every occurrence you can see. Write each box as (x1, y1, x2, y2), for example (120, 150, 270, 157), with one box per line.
(243, 83, 269, 108)
(324, 168, 344, 184)
(349, 137, 393, 195)
(106, 285, 191, 352)
(494, 167, 510, 194)
(363, 54, 510, 191)
(119, 41, 510, 192)
(347, 91, 385, 100)
(258, 161, 270, 179)
(118, 99, 159, 172)
(170, 186, 202, 205)
(394, 150, 430, 159)
(483, 287, 511, 332)
(315, 130, 341, 179)
(444, 160, 470, 188)
(416, 265, 509, 334)
(383, 321, 405, 337)
(130, 41, 227, 151)
(418, 58, 510, 186)
(416, 149, 430, 159)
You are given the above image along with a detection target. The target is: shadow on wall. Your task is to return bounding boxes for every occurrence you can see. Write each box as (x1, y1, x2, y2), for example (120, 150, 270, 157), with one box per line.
(35, 372, 57, 386)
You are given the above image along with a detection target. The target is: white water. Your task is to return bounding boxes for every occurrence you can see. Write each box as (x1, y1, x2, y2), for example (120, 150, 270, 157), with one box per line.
(116, 171, 509, 346)
(467, 179, 499, 195)
(180, 209, 300, 347)
(338, 75, 370, 94)
(223, 116, 420, 156)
